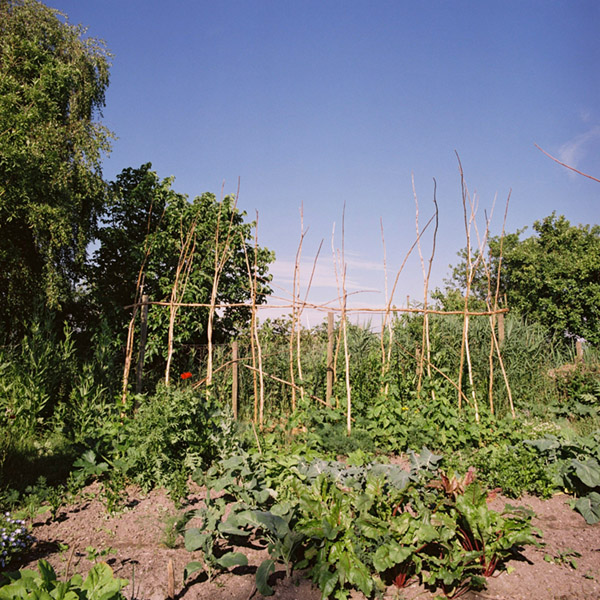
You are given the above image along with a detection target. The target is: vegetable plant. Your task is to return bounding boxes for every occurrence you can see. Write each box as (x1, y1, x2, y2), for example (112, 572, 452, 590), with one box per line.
(0, 560, 127, 600)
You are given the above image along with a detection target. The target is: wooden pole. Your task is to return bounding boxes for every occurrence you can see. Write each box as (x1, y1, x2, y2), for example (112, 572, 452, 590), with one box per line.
(576, 340, 583, 364)
(232, 340, 239, 419)
(498, 312, 505, 346)
(135, 295, 149, 394)
(326, 312, 334, 406)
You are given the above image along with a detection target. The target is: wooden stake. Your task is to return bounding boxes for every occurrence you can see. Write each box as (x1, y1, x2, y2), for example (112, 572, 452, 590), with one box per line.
(497, 312, 505, 346)
(135, 294, 149, 394)
(232, 340, 239, 419)
(167, 559, 174, 600)
(326, 312, 334, 406)
(207, 185, 239, 386)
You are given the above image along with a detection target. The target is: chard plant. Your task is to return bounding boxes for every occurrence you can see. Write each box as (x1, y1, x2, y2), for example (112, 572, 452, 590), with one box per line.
(181, 448, 541, 599)
(451, 484, 540, 577)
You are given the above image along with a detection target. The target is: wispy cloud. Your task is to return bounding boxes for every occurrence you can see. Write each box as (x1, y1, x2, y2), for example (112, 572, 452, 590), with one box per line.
(557, 126, 600, 173)
(269, 252, 384, 293)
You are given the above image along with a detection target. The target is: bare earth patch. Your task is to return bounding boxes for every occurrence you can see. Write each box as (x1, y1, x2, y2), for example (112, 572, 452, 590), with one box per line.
(16, 484, 600, 600)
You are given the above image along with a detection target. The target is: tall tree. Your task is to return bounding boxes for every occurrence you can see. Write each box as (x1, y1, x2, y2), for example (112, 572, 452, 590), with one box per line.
(0, 0, 112, 338)
(439, 213, 600, 346)
(90, 164, 274, 381)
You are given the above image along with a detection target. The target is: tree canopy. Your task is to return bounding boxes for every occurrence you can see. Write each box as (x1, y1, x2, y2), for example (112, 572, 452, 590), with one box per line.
(0, 1, 275, 390)
(439, 213, 600, 346)
(0, 0, 112, 337)
(90, 164, 274, 377)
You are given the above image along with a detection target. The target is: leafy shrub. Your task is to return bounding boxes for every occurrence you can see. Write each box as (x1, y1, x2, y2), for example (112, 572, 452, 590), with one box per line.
(115, 384, 225, 498)
(472, 444, 554, 499)
(525, 432, 600, 523)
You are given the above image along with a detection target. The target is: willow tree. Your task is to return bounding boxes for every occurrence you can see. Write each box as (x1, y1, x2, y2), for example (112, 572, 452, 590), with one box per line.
(0, 0, 112, 339)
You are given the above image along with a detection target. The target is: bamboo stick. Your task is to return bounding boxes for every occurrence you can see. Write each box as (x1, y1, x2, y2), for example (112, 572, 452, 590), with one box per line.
(326, 311, 334, 406)
(207, 183, 239, 386)
(413, 176, 439, 397)
(456, 153, 480, 421)
(332, 206, 352, 436)
(165, 214, 197, 385)
(121, 200, 165, 406)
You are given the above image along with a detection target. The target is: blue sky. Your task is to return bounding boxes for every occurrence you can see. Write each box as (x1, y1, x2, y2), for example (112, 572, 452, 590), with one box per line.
(52, 0, 599, 324)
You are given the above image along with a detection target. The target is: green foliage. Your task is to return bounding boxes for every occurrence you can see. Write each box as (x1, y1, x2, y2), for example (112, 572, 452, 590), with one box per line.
(0, 315, 116, 501)
(442, 213, 600, 346)
(0, 320, 76, 432)
(84, 545, 116, 564)
(180, 448, 537, 599)
(524, 432, 600, 523)
(0, 559, 127, 599)
(472, 444, 555, 499)
(240, 509, 304, 582)
(122, 384, 221, 495)
(544, 547, 581, 570)
(160, 510, 189, 549)
(0, 0, 112, 337)
(90, 164, 274, 390)
(71, 384, 229, 502)
(11, 476, 66, 522)
(450, 485, 539, 577)
(183, 490, 251, 582)
(292, 460, 538, 599)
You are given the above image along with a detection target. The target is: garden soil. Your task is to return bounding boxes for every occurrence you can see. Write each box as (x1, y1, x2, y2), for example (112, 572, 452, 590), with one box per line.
(18, 482, 600, 600)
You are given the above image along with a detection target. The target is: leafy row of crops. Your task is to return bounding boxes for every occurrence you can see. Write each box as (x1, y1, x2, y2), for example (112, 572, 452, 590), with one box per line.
(0, 311, 599, 597)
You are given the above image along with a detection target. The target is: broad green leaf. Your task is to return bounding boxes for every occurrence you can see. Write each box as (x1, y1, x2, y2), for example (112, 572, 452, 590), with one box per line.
(184, 528, 209, 552)
(572, 459, 600, 488)
(218, 513, 251, 537)
(348, 560, 373, 596)
(255, 559, 276, 596)
(81, 562, 128, 597)
(337, 550, 352, 584)
(573, 492, 600, 524)
(410, 447, 443, 471)
(254, 488, 273, 505)
(221, 455, 246, 470)
(317, 569, 338, 599)
(37, 560, 57, 586)
(373, 543, 412, 572)
(249, 511, 291, 538)
(524, 437, 560, 452)
(216, 552, 248, 568)
(183, 561, 204, 580)
(211, 475, 235, 492)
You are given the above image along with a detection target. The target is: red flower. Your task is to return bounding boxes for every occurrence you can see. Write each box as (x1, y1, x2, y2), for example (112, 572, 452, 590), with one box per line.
(180, 372, 192, 380)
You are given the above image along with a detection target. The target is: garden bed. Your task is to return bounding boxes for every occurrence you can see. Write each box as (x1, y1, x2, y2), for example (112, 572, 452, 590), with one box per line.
(16, 482, 600, 600)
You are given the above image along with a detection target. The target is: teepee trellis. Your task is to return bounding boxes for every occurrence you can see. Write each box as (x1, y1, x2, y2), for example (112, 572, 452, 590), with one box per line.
(122, 166, 514, 431)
